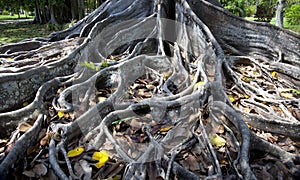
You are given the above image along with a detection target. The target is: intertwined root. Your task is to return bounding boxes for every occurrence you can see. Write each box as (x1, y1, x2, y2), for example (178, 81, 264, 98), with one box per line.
(1, 0, 300, 179)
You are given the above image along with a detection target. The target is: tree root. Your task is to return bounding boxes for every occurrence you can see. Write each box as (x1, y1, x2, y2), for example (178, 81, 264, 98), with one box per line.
(1, 0, 300, 179)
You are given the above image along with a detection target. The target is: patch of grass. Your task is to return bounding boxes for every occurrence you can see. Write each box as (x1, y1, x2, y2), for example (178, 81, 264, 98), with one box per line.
(245, 17, 300, 34)
(0, 14, 33, 20)
(0, 21, 55, 45)
(270, 18, 300, 34)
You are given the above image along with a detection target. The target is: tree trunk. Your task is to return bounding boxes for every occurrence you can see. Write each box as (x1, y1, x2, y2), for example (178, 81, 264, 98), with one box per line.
(77, 0, 85, 20)
(0, 0, 300, 179)
(70, 0, 79, 20)
(48, 5, 58, 24)
(275, 0, 286, 28)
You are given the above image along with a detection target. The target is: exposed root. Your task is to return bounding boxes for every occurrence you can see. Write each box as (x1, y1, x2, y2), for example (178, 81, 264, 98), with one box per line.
(1, 0, 300, 179)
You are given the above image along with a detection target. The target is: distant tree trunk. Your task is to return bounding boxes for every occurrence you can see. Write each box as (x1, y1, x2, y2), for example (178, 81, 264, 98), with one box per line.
(275, 0, 286, 28)
(33, 0, 42, 24)
(70, 0, 79, 20)
(78, 0, 85, 20)
(48, 5, 58, 24)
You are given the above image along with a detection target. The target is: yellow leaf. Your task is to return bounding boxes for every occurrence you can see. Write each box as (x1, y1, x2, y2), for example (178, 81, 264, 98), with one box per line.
(228, 94, 235, 102)
(246, 123, 252, 128)
(98, 97, 107, 102)
(193, 81, 205, 90)
(92, 150, 109, 168)
(280, 92, 293, 99)
(244, 94, 249, 99)
(57, 111, 65, 119)
(271, 71, 277, 77)
(23, 102, 29, 107)
(67, 147, 84, 158)
(210, 134, 226, 147)
(159, 126, 173, 132)
(243, 107, 251, 113)
(163, 70, 173, 80)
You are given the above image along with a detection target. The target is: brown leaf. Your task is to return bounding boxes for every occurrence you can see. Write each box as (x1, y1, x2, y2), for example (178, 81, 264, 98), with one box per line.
(18, 122, 32, 133)
(280, 92, 293, 99)
(40, 132, 53, 146)
(180, 155, 201, 171)
(23, 163, 47, 178)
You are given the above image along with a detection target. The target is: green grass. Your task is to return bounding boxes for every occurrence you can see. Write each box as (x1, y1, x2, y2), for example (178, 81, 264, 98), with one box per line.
(245, 17, 300, 34)
(0, 21, 53, 45)
(0, 14, 34, 20)
(0, 15, 69, 45)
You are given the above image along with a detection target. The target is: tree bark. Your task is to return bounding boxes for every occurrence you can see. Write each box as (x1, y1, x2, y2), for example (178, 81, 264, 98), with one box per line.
(0, 0, 299, 179)
(275, 0, 286, 28)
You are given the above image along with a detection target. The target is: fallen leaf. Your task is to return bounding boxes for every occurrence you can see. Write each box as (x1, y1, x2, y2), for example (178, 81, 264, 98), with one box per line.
(18, 122, 32, 133)
(23, 102, 29, 107)
(228, 94, 235, 102)
(271, 71, 277, 77)
(57, 111, 65, 119)
(210, 134, 226, 147)
(280, 92, 293, 99)
(193, 81, 205, 90)
(159, 125, 173, 132)
(243, 107, 251, 113)
(98, 97, 107, 102)
(67, 147, 84, 158)
(40, 132, 52, 146)
(92, 150, 109, 168)
(244, 94, 250, 99)
(146, 84, 156, 90)
(163, 70, 173, 80)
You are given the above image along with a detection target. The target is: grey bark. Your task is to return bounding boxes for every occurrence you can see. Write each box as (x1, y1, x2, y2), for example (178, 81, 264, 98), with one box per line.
(275, 0, 286, 28)
(0, 0, 299, 179)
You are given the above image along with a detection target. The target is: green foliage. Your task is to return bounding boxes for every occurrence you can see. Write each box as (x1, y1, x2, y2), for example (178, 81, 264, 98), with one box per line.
(220, 0, 247, 17)
(285, 4, 300, 25)
(245, 5, 256, 17)
(80, 61, 100, 71)
(101, 61, 108, 68)
(0, 20, 52, 45)
(45, 23, 66, 31)
(2, 9, 9, 15)
(292, 89, 300, 95)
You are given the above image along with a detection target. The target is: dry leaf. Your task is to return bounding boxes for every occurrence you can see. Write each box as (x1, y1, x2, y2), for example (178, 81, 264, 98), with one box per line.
(228, 94, 235, 102)
(271, 71, 277, 77)
(210, 134, 226, 147)
(98, 97, 107, 102)
(193, 81, 205, 90)
(18, 122, 32, 133)
(57, 111, 65, 119)
(146, 84, 156, 90)
(243, 107, 251, 113)
(92, 150, 109, 168)
(280, 92, 293, 99)
(159, 125, 173, 132)
(244, 94, 250, 99)
(40, 132, 52, 146)
(67, 147, 84, 157)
